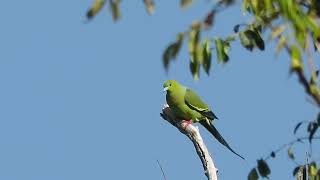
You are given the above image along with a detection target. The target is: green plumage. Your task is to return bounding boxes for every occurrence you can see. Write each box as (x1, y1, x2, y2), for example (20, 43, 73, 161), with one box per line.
(163, 79, 244, 160)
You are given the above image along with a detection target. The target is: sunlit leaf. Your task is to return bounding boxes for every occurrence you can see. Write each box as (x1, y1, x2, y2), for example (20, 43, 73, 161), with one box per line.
(214, 38, 229, 63)
(172, 33, 184, 58)
(181, 0, 192, 8)
(287, 147, 295, 160)
(188, 21, 201, 63)
(202, 38, 212, 75)
(290, 45, 302, 71)
(293, 166, 303, 177)
(248, 168, 259, 180)
(257, 159, 270, 178)
(226, 34, 236, 42)
(309, 162, 318, 177)
(239, 30, 254, 51)
(275, 36, 286, 55)
(86, 0, 106, 20)
(310, 70, 319, 86)
(110, 0, 121, 21)
(190, 60, 199, 80)
(242, 0, 251, 13)
(143, 0, 155, 15)
(270, 24, 286, 40)
(310, 84, 320, 98)
(240, 29, 264, 51)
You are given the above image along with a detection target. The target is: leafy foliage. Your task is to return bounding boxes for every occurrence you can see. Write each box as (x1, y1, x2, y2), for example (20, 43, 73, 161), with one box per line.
(257, 159, 270, 178)
(163, 33, 184, 70)
(293, 163, 320, 180)
(86, 0, 121, 21)
(248, 168, 258, 180)
(287, 147, 295, 160)
(86, 0, 105, 19)
(180, 0, 193, 8)
(214, 37, 230, 63)
(85, 0, 320, 179)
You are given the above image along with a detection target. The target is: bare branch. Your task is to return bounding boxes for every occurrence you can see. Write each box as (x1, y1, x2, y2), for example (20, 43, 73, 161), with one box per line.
(160, 105, 218, 180)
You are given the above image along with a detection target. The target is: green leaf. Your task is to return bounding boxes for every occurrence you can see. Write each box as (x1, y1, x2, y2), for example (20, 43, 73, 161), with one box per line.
(190, 60, 199, 80)
(269, 25, 286, 40)
(239, 31, 254, 51)
(143, 0, 155, 15)
(110, 0, 121, 21)
(276, 36, 287, 55)
(242, 0, 251, 13)
(226, 34, 236, 42)
(290, 45, 302, 71)
(287, 147, 295, 160)
(172, 33, 184, 58)
(181, 0, 192, 8)
(257, 159, 270, 178)
(214, 38, 230, 63)
(239, 29, 264, 51)
(293, 166, 303, 177)
(309, 162, 318, 177)
(250, 27, 265, 50)
(294, 122, 303, 134)
(188, 21, 201, 64)
(202, 38, 212, 75)
(163, 44, 174, 70)
(86, 0, 106, 19)
(248, 168, 259, 180)
(162, 33, 184, 70)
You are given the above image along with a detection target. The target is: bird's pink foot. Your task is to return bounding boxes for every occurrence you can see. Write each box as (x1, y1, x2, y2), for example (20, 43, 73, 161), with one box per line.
(182, 119, 193, 129)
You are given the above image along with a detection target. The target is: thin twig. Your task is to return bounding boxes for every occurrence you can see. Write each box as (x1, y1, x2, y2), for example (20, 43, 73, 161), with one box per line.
(264, 136, 320, 161)
(156, 160, 167, 180)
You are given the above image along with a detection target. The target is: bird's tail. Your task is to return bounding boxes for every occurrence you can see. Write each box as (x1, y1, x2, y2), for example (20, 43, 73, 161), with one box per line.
(200, 119, 245, 160)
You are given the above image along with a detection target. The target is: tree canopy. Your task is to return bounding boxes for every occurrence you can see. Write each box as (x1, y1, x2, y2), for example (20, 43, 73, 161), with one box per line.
(86, 0, 320, 179)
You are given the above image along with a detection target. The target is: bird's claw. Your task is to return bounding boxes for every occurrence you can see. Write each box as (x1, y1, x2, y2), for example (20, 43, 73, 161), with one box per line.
(182, 120, 193, 129)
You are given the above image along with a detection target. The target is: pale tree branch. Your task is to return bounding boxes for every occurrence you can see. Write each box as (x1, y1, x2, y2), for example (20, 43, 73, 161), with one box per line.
(160, 105, 218, 180)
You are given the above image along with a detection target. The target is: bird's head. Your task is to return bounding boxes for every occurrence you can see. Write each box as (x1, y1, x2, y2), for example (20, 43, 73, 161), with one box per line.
(163, 79, 180, 92)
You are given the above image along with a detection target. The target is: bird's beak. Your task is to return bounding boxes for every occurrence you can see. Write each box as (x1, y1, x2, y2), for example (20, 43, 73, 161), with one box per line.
(163, 87, 169, 92)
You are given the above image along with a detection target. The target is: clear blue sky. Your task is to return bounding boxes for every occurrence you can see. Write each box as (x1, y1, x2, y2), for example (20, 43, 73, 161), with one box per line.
(0, 1, 319, 179)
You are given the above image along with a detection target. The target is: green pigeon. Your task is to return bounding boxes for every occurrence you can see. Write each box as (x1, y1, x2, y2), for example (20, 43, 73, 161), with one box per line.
(163, 79, 244, 160)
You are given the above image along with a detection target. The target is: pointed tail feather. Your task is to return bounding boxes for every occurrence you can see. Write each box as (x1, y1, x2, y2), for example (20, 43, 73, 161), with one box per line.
(200, 120, 245, 160)
(201, 110, 218, 120)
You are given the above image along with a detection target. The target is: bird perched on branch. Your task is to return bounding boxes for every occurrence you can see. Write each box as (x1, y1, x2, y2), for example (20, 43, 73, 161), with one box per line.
(163, 79, 244, 160)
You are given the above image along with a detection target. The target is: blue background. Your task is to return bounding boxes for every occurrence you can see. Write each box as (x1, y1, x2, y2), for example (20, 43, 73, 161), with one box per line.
(0, 1, 319, 179)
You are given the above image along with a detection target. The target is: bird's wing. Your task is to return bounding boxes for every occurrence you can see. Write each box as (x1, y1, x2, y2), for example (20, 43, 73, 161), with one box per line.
(184, 88, 218, 119)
